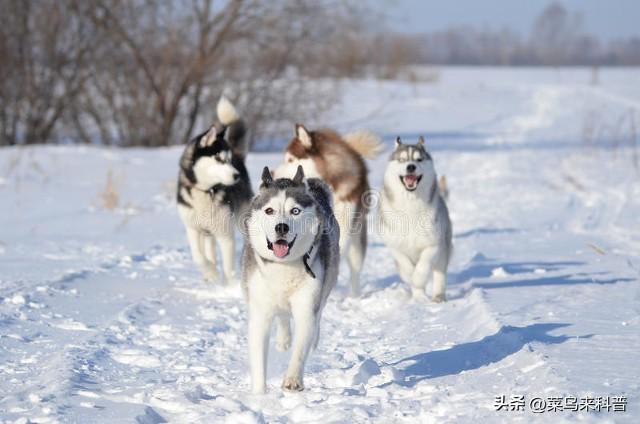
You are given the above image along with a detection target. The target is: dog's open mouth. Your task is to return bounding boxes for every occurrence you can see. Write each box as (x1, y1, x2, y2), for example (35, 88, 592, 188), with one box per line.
(400, 174, 423, 191)
(266, 236, 296, 258)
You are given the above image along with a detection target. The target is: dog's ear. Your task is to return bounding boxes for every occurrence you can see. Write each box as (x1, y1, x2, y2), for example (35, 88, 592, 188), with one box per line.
(260, 166, 273, 188)
(200, 126, 217, 147)
(418, 136, 425, 147)
(217, 123, 228, 140)
(295, 124, 312, 148)
(395, 137, 402, 149)
(292, 165, 305, 185)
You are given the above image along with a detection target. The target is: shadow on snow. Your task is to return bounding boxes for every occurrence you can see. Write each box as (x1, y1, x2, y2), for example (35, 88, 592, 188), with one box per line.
(387, 323, 588, 387)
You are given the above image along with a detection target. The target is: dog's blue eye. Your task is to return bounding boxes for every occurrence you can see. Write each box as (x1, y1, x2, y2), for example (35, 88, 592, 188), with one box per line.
(265, 207, 274, 215)
(291, 207, 301, 216)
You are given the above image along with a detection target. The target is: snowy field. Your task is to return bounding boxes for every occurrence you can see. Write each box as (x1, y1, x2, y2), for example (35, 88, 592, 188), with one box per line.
(1, 67, 639, 423)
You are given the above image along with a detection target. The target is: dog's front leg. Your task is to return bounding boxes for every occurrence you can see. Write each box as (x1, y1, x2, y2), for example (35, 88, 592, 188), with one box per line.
(411, 246, 438, 299)
(186, 227, 218, 281)
(391, 249, 414, 286)
(282, 289, 318, 391)
(248, 304, 273, 394)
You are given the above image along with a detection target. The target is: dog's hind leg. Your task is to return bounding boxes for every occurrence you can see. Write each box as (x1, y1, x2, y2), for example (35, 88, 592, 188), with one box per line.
(218, 233, 237, 284)
(249, 306, 273, 394)
(186, 227, 218, 282)
(432, 250, 449, 302)
(275, 315, 291, 352)
(311, 312, 322, 350)
(346, 208, 367, 297)
(346, 232, 365, 297)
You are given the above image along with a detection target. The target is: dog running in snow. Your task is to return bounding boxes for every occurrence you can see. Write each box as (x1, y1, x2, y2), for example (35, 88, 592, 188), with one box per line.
(241, 165, 339, 393)
(274, 124, 382, 297)
(378, 136, 452, 302)
(177, 96, 253, 283)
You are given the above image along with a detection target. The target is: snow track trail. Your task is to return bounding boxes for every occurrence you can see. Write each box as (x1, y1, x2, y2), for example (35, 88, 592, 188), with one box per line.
(2, 68, 639, 422)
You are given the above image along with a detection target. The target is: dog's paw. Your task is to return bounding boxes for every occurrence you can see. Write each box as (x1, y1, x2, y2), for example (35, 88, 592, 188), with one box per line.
(432, 293, 446, 303)
(251, 383, 266, 394)
(199, 264, 220, 283)
(348, 288, 361, 298)
(224, 276, 241, 286)
(202, 271, 221, 283)
(281, 376, 304, 392)
(410, 288, 428, 301)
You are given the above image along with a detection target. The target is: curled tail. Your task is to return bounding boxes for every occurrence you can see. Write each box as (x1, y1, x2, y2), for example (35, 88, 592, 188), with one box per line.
(343, 129, 383, 160)
(217, 95, 249, 159)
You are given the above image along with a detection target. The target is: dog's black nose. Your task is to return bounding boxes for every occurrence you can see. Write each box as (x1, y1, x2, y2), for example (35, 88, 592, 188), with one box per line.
(275, 223, 289, 236)
(406, 164, 416, 173)
(232, 171, 240, 181)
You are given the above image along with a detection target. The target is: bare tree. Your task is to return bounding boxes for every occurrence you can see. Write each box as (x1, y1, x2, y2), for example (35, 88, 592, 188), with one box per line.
(531, 2, 584, 66)
(0, 0, 92, 145)
(68, 0, 365, 148)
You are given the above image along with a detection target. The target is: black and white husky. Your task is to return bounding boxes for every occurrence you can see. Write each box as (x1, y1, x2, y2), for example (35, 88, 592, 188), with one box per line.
(378, 136, 452, 302)
(241, 166, 339, 393)
(177, 96, 253, 283)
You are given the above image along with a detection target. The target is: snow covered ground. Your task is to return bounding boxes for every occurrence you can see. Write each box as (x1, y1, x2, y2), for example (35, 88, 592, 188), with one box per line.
(1, 67, 639, 423)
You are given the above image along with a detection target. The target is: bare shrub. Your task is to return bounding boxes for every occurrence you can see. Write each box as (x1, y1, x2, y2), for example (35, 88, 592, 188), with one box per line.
(581, 108, 640, 173)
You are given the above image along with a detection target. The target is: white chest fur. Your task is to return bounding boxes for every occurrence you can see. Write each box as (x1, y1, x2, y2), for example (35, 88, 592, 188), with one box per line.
(248, 257, 324, 313)
(179, 189, 233, 234)
(379, 190, 441, 260)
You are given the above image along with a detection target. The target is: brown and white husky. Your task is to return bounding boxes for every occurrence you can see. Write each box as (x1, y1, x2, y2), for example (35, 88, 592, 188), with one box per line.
(274, 124, 382, 296)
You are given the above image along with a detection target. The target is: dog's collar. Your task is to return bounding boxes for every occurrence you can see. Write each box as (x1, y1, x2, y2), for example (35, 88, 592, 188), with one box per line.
(302, 245, 316, 279)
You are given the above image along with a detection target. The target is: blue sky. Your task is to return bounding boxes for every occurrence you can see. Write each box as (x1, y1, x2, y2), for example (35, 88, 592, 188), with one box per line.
(376, 0, 639, 40)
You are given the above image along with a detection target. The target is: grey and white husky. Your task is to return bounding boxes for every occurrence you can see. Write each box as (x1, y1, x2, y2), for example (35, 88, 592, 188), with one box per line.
(378, 136, 452, 302)
(241, 165, 339, 393)
(177, 96, 253, 283)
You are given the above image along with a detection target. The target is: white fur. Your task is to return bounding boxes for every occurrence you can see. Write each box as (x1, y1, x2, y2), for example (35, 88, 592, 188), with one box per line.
(178, 189, 237, 284)
(192, 157, 238, 191)
(246, 191, 319, 264)
(378, 152, 449, 301)
(245, 186, 326, 393)
(217, 95, 239, 125)
(247, 258, 323, 393)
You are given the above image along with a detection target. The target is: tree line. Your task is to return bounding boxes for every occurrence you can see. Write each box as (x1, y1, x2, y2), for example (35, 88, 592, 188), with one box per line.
(0, 0, 370, 147)
(1, 1, 637, 147)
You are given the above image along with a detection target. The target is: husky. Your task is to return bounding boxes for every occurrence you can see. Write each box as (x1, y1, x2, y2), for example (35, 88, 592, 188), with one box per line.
(241, 165, 339, 393)
(378, 136, 452, 302)
(274, 125, 381, 297)
(177, 96, 253, 283)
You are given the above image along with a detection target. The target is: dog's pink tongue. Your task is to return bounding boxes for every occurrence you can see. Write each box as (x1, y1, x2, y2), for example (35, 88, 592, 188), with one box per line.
(272, 241, 289, 258)
(405, 175, 417, 185)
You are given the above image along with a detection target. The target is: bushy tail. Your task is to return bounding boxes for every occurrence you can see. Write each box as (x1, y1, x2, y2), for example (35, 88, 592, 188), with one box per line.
(343, 129, 383, 160)
(217, 95, 249, 159)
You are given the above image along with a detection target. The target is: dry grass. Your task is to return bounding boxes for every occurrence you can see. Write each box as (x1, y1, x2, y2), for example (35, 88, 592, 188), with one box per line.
(582, 108, 639, 174)
(98, 169, 119, 211)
